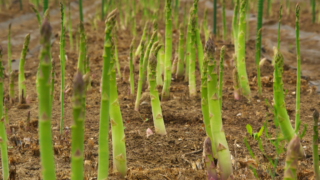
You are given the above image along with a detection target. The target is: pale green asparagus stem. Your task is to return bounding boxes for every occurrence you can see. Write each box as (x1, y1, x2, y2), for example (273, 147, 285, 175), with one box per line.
(184, 8, 193, 83)
(134, 41, 145, 111)
(77, 22, 86, 74)
(8, 24, 14, 103)
(110, 37, 127, 177)
(98, 10, 117, 180)
(135, 21, 149, 57)
(176, 23, 185, 81)
(189, 15, 197, 97)
(237, 0, 251, 100)
(114, 25, 121, 78)
(0, 46, 8, 180)
(219, 46, 225, 109)
(206, 38, 233, 179)
(18, 34, 30, 104)
(60, 2, 65, 134)
(68, 3, 73, 51)
(295, 5, 301, 133)
(161, 0, 173, 100)
(148, 42, 166, 135)
(129, 38, 135, 98)
(38, 19, 56, 180)
(192, 0, 204, 71)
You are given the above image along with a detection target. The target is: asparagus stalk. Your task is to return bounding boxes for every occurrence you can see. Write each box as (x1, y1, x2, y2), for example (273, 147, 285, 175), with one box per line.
(79, 0, 83, 22)
(78, 22, 86, 74)
(313, 110, 320, 180)
(255, 0, 264, 96)
(71, 72, 85, 180)
(295, 5, 301, 133)
(232, 0, 239, 53)
(60, 2, 65, 134)
(43, 0, 48, 14)
(31, 5, 41, 29)
(68, 3, 73, 51)
(192, 0, 204, 71)
(0, 46, 8, 180)
(237, 0, 251, 100)
(161, 0, 173, 100)
(203, 137, 218, 180)
(101, 0, 105, 20)
(184, 8, 193, 83)
(213, 0, 217, 35)
(277, 6, 282, 51)
(38, 19, 56, 180)
(218, 46, 225, 109)
(98, 10, 117, 180)
(283, 135, 300, 180)
(114, 25, 121, 78)
(110, 34, 127, 177)
(222, 0, 227, 41)
(142, 31, 157, 90)
(129, 38, 135, 98)
(156, 39, 163, 86)
(134, 41, 145, 111)
(135, 21, 149, 57)
(8, 24, 14, 103)
(206, 38, 233, 179)
(148, 42, 166, 135)
(189, 15, 197, 97)
(233, 60, 240, 100)
(176, 23, 185, 81)
(18, 34, 30, 104)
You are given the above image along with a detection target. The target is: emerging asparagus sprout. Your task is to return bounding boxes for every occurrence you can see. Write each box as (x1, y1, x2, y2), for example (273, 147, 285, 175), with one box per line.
(203, 137, 218, 180)
(38, 19, 56, 180)
(18, 34, 30, 104)
(98, 9, 117, 180)
(0, 46, 9, 180)
(283, 135, 300, 180)
(161, 0, 173, 100)
(148, 42, 166, 135)
(71, 72, 85, 180)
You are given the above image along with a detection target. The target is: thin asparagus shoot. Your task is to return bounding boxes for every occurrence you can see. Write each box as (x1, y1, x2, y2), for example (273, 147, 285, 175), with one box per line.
(68, 3, 73, 51)
(43, 0, 48, 14)
(18, 34, 30, 104)
(189, 15, 197, 97)
(79, 0, 83, 22)
(222, 0, 227, 41)
(0, 46, 8, 180)
(255, 0, 264, 96)
(114, 25, 121, 78)
(162, 0, 173, 100)
(295, 5, 301, 133)
(129, 38, 135, 98)
(8, 24, 14, 103)
(213, 0, 217, 35)
(134, 41, 145, 111)
(60, 2, 66, 134)
(219, 46, 225, 109)
(176, 23, 185, 80)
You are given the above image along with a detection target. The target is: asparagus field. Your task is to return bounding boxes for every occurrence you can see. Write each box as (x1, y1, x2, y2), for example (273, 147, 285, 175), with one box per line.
(0, 0, 320, 179)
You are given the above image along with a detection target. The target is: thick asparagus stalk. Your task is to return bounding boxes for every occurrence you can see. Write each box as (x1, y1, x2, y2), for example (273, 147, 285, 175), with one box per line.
(206, 38, 233, 179)
(18, 34, 30, 104)
(283, 135, 300, 180)
(71, 72, 85, 180)
(129, 38, 135, 98)
(313, 110, 320, 180)
(192, 0, 204, 71)
(189, 15, 197, 97)
(176, 24, 185, 81)
(161, 0, 173, 100)
(110, 35, 127, 177)
(60, 2, 66, 134)
(0, 46, 8, 180)
(114, 25, 121, 78)
(148, 42, 166, 135)
(134, 41, 145, 111)
(38, 19, 56, 180)
(203, 137, 218, 180)
(218, 46, 225, 109)
(98, 10, 117, 180)
(237, 0, 251, 100)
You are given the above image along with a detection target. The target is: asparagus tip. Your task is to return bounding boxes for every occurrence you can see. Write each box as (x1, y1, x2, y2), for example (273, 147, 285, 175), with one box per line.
(313, 109, 319, 121)
(205, 37, 215, 56)
(40, 19, 52, 42)
(73, 72, 85, 94)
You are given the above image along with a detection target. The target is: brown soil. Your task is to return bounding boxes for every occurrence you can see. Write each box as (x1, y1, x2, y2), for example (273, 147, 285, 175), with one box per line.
(0, 0, 319, 180)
